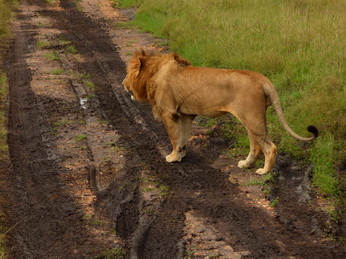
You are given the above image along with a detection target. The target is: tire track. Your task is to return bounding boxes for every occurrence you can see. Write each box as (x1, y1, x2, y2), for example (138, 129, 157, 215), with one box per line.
(5, 1, 109, 257)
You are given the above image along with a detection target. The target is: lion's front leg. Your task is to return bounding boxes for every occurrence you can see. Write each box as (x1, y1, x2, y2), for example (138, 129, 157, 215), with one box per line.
(161, 111, 184, 162)
(166, 148, 183, 162)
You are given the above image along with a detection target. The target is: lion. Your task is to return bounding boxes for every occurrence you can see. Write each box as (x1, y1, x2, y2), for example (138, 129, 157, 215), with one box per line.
(122, 50, 318, 174)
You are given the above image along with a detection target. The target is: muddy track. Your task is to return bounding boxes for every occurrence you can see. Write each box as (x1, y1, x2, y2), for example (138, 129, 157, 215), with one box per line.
(3, 0, 346, 258)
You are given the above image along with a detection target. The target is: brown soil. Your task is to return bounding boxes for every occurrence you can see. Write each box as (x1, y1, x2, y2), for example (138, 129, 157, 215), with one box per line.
(1, 0, 345, 258)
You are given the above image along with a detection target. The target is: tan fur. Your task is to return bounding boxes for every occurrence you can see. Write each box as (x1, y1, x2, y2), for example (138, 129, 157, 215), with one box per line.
(122, 51, 318, 174)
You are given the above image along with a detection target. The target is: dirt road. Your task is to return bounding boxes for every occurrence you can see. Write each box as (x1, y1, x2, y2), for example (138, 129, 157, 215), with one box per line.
(2, 0, 345, 258)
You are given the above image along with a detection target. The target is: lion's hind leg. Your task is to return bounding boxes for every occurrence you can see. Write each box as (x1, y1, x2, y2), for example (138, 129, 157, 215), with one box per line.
(235, 107, 277, 174)
(238, 132, 277, 174)
(238, 133, 261, 169)
(255, 135, 277, 175)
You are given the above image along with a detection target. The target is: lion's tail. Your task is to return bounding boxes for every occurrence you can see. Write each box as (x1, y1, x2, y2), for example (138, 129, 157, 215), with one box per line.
(263, 83, 318, 141)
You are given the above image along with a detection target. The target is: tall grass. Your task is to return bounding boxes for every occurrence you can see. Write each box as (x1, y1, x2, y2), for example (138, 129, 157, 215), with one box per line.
(0, 0, 16, 42)
(119, 0, 345, 197)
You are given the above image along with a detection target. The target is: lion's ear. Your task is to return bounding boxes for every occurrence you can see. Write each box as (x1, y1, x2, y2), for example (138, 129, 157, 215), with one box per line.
(138, 57, 145, 71)
(132, 56, 145, 77)
(134, 49, 147, 57)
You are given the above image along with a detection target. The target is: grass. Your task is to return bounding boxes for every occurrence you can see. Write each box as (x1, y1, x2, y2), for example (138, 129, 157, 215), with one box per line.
(117, 0, 345, 199)
(36, 40, 50, 49)
(44, 51, 60, 61)
(115, 0, 137, 8)
(94, 247, 127, 259)
(141, 175, 170, 197)
(45, 69, 65, 75)
(246, 179, 264, 187)
(270, 198, 280, 207)
(75, 134, 87, 142)
(82, 214, 106, 226)
(43, 0, 58, 4)
(310, 134, 339, 196)
(1, 0, 19, 257)
(83, 80, 96, 91)
(0, 0, 17, 46)
(66, 45, 78, 54)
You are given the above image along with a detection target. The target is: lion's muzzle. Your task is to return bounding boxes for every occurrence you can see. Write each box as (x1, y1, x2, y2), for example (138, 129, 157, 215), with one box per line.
(122, 80, 136, 100)
(125, 88, 136, 100)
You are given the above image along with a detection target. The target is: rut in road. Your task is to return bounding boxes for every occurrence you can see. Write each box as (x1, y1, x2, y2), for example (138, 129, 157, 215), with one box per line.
(5, 1, 114, 257)
(4, 0, 346, 258)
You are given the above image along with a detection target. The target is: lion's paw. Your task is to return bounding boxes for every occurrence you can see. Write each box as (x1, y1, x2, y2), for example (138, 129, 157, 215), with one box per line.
(255, 168, 268, 175)
(237, 160, 249, 168)
(166, 153, 181, 163)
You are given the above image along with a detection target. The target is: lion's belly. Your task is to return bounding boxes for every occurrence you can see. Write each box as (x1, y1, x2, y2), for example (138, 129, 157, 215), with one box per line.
(179, 104, 227, 118)
(201, 110, 227, 117)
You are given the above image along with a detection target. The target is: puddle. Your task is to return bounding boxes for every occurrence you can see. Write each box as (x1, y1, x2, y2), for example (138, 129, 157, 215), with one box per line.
(79, 96, 88, 109)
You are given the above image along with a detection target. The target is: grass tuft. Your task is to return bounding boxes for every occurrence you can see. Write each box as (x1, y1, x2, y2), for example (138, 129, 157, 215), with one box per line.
(94, 247, 127, 259)
(75, 134, 87, 142)
(44, 51, 60, 61)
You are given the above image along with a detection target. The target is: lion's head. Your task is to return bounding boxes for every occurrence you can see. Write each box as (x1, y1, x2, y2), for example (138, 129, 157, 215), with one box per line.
(122, 50, 191, 102)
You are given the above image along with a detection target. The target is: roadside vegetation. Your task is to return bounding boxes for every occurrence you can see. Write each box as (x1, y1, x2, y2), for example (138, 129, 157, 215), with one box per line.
(0, 0, 19, 256)
(0, 0, 18, 158)
(116, 0, 345, 202)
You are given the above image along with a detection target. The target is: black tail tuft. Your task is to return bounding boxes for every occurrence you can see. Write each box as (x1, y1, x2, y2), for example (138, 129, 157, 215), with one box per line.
(307, 125, 319, 138)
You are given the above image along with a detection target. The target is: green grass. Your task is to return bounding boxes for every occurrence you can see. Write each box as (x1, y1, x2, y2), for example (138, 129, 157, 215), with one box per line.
(50, 120, 71, 135)
(1, 1, 19, 257)
(43, 0, 58, 4)
(94, 247, 127, 259)
(246, 178, 264, 187)
(0, 0, 17, 45)
(310, 134, 339, 196)
(115, 0, 137, 8)
(141, 175, 170, 197)
(45, 69, 65, 75)
(66, 45, 78, 54)
(117, 0, 345, 199)
(36, 40, 50, 49)
(75, 134, 87, 142)
(44, 51, 60, 61)
(83, 80, 96, 91)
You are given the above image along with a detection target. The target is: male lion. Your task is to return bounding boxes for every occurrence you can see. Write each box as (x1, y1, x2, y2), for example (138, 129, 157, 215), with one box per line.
(122, 51, 318, 174)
